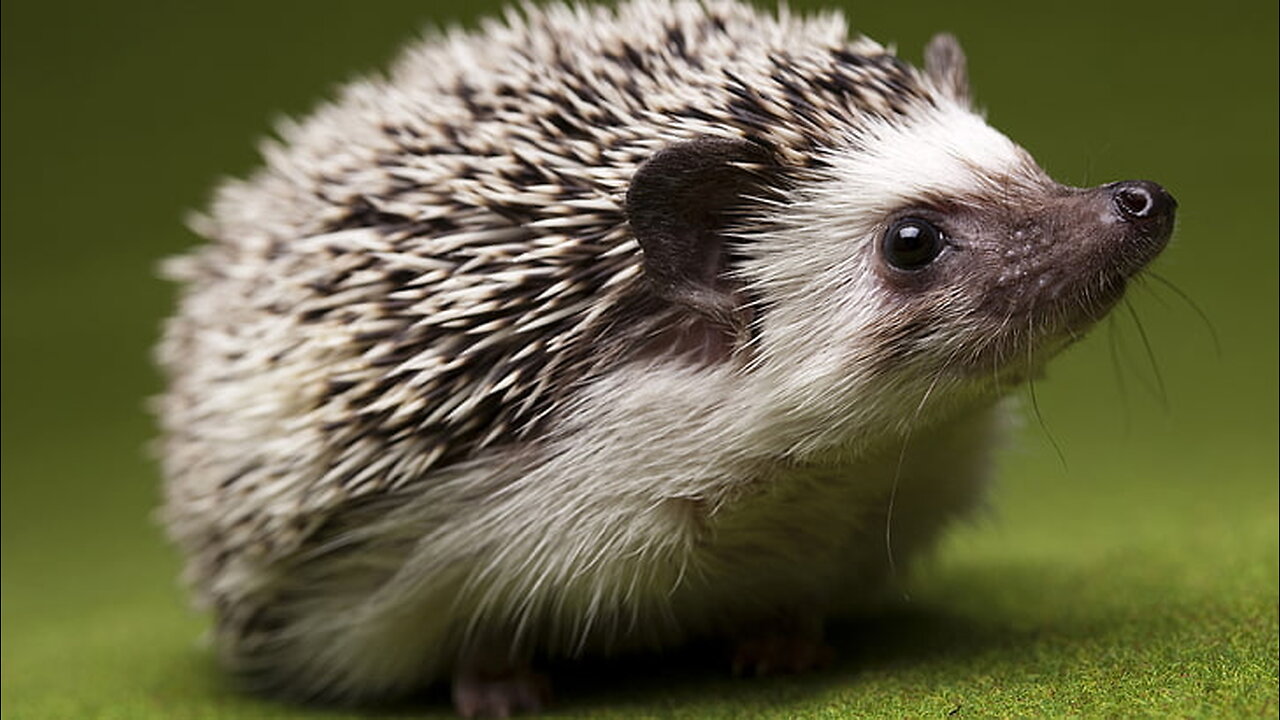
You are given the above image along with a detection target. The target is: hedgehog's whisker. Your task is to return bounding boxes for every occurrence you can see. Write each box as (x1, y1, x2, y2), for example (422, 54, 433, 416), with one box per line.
(1027, 373, 1069, 472)
(1144, 271, 1221, 358)
(885, 344, 961, 591)
(1106, 314, 1132, 438)
(987, 306, 1017, 392)
(1026, 314, 1068, 472)
(1122, 295, 1169, 413)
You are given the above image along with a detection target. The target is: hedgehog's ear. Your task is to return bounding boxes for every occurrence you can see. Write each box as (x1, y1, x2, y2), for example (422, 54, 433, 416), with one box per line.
(625, 135, 774, 334)
(925, 33, 971, 106)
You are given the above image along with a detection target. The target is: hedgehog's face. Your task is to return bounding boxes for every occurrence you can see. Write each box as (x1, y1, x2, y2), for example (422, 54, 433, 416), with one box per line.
(865, 172, 1175, 382)
(625, 35, 1174, 423)
(748, 101, 1174, 397)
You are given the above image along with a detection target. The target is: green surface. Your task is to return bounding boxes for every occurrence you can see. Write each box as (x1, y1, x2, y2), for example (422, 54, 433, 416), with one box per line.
(2, 0, 1276, 718)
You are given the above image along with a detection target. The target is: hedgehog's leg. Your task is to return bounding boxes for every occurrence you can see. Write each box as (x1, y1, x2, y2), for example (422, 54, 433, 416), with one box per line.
(730, 612, 834, 677)
(451, 644, 550, 718)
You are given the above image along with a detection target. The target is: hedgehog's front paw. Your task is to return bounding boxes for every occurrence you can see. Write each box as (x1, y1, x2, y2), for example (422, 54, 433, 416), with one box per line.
(730, 615, 834, 677)
(451, 665, 550, 718)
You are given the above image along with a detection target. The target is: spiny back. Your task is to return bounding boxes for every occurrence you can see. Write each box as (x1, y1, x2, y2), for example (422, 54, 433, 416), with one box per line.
(158, 0, 939, 583)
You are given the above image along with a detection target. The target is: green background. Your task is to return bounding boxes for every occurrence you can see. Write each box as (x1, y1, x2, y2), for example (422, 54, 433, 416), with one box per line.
(2, 0, 1275, 717)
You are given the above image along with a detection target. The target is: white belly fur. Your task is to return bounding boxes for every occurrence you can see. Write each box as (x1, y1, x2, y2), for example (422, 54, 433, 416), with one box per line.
(230, 363, 1003, 699)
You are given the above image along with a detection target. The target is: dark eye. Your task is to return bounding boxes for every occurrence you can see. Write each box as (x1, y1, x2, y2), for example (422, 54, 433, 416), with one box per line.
(882, 218, 944, 270)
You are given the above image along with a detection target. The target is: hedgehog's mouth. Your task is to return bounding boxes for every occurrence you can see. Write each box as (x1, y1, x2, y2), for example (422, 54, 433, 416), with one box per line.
(971, 262, 1157, 382)
(1041, 270, 1132, 337)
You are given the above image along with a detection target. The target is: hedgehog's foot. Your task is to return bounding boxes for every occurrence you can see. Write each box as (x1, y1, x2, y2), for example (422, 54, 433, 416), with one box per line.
(730, 615, 834, 677)
(451, 661, 550, 718)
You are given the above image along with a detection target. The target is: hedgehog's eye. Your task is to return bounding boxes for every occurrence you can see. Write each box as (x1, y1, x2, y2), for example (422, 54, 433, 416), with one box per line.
(882, 218, 944, 270)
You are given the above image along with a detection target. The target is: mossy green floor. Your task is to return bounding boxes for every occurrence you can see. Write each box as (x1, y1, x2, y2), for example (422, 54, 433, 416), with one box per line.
(3, 424, 1275, 718)
(3, 0, 1276, 717)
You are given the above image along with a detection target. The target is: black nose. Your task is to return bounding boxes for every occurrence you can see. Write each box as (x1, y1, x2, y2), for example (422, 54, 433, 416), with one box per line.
(1110, 180, 1176, 222)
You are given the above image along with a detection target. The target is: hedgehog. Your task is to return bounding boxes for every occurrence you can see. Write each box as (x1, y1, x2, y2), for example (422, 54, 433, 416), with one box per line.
(156, 1, 1176, 716)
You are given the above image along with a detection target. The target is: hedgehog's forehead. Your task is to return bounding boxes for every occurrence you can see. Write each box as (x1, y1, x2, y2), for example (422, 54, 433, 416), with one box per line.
(819, 102, 1046, 213)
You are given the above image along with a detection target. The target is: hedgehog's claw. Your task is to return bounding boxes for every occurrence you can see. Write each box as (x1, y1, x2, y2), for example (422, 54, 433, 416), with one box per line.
(451, 665, 550, 718)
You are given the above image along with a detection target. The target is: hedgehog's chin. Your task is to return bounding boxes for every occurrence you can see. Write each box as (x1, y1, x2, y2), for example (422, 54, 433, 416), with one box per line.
(951, 321, 1091, 391)
(968, 270, 1138, 386)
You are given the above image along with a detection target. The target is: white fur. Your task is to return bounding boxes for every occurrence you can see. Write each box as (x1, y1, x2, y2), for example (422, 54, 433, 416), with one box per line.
(253, 364, 1005, 698)
(830, 101, 1040, 213)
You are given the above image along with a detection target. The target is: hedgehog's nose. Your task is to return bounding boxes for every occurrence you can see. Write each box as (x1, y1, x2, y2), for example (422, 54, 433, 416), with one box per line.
(1110, 180, 1176, 223)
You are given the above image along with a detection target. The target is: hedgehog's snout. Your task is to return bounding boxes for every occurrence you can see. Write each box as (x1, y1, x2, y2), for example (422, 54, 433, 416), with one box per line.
(1103, 179, 1174, 259)
(1110, 179, 1176, 233)
(964, 178, 1176, 351)
(1020, 178, 1175, 325)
